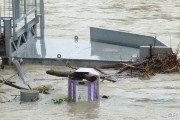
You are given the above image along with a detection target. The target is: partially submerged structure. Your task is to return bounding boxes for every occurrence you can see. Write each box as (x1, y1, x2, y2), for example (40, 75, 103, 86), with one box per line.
(0, 0, 171, 67)
(0, 0, 45, 64)
(90, 27, 172, 60)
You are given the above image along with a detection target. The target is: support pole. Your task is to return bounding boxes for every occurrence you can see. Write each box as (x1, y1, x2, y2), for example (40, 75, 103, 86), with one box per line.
(12, 0, 16, 41)
(0, 5, 1, 38)
(40, 0, 44, 40)
(24, 0, 28, 31)
(4, 0, 5, 17)
(15, 0, 20, 20)
(34, 0, 37, 36)
(40, 0, 46, 57)
(4, 18, 12, 64)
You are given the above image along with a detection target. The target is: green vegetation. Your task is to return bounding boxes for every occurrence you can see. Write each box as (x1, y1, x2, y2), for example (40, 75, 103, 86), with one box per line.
(52, 97, 72, 104)
(33, 85, 50, 93)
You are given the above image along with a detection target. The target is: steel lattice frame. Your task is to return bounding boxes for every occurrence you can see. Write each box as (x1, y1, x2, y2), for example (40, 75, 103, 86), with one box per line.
(0, 0, 45, 64)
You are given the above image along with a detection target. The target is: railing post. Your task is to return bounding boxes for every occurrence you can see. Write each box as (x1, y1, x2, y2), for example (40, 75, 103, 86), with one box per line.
(34, 0, 37, 36)
(0, 6, 1, 37)
(15, 0, 20, 20)
(40, 0, 44, 40)
(40, 0, 46, 57)
(24, 0, 28, 31)
(4, 18, 12, 64)
(12, 0, 16, 41)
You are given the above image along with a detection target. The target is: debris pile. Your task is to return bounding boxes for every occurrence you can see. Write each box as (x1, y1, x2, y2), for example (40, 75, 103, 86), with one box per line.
(142, 53, 179, 76)
(96, 44, 180, 79)
(117, 51, 180, 79)
(46, 47, 180, 81)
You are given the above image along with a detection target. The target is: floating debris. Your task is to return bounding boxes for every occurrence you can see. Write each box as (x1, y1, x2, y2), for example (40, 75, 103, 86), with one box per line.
(0, 64, 4, 70)
(46, 69, 116, 82)
(119, 51, 180, 79)
(102, 95, 109, 99)
(20, 90, 39, 102)
(33, 85, 51, 94)
(96, 45, 180, 80)
(52, 97, 72, 104)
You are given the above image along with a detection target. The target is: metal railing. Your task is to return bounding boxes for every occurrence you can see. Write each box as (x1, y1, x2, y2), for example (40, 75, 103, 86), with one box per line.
(0, 0, 12, 18)
(0, 0, 45, 63)
(0, 0, 43, 38)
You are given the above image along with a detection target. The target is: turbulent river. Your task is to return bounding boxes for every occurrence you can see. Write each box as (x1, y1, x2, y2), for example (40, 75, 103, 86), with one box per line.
(44, 0, 180, 51)
(1, 0, 180, 120)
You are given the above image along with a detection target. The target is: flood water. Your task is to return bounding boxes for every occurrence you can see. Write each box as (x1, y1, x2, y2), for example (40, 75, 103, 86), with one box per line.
(44, 0, 180, 51)
(1, 65, 180, 120)
(1, 0, 180, 120)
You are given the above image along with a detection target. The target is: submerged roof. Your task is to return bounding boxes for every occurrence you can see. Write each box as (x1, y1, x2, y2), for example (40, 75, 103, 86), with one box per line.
(12, 27, 168, 64)
(14, 38, 139, 61)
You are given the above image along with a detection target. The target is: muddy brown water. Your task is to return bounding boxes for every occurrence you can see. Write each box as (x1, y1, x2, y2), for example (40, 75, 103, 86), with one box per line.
(1, 0, 180, 120)
(1, 65, 180, 120)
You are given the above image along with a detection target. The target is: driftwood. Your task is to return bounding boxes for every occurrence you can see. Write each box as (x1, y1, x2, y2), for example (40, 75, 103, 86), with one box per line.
(46, 44, 180, 81)
(46, 70, 116, 82)
(118, 51, 179, 79)
(93, 44, 180, 79)
(96, 63, 124, 69)
(0, 80, 28, 90)
(94, 67, 108, 75)
(99, 76, 116, 83)
(0, 73, 28, 90)
(118, 61, 148, 74)
(46, 70, 73, 77)
(164, 65, 178, 72)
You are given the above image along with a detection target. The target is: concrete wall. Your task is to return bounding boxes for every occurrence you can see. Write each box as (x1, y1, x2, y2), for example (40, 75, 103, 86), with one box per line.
(139, 46, 172, 59)
(90, 27, 166, 48)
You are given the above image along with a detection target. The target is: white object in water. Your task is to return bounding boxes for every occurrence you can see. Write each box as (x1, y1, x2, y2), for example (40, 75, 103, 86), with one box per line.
(131, 54, 138, 62)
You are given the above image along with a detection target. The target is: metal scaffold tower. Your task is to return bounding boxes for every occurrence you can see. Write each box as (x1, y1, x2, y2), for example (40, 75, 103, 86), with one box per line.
(0, 0, 45, 64)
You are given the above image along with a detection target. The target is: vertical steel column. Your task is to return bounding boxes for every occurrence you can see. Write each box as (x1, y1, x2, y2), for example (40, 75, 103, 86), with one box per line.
(40, 0, 44, 40)
(40, 0, 46, 57)
(15, 0, 20, 20)
(12, 0, 16, 41)
(24, 0, 28, 31)
(34, 0, 37, 36)
(0, 5, 1, 37)
(4, 0, 5, 17)
(4, 18, 12, 59)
